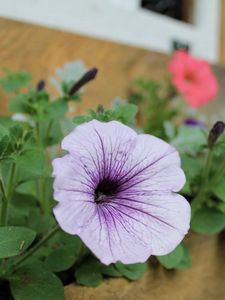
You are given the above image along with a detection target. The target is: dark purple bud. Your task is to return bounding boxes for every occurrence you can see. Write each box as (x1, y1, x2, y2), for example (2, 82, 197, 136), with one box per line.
(208, 121, 225, 148)
(184, 118, 204, 127)
(36, 80, 45, 91)
(97, 104, 104, 114)
(68, 68, 98, 96)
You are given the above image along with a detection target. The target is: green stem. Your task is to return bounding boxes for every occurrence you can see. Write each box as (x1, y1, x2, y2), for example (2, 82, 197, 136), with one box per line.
(10, 225, 60, 272)
(211, 160, 225, 185)
(0, 163, 16, 226)
(191, 148, 214, 215)
(35, 121, 41, 146)
(204, 149, 213, 182)
(6, 163, 17, 199)
(191, 188, 206, 216)
(0, 179, 7, 226)
(37, 178, 49, 214)
(0, 178, 6, 199)
(35, 120, 51, 214)
(45, 120, 53, 142)
(0, 199, 8, 227)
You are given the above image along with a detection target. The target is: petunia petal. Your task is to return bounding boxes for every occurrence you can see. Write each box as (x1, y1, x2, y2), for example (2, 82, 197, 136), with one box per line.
(54, 192, 190, 265)
(61, 120, 137, 182)
(53, 200, 97, 235)
(118, 134, 185, 193)
(52, 155, 95, 202)
(108, 192, 191, 257)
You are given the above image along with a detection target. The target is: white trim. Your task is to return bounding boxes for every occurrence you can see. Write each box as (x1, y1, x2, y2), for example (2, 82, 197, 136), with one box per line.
(0, 0, 221, 62)
(108, 0, 139, 10)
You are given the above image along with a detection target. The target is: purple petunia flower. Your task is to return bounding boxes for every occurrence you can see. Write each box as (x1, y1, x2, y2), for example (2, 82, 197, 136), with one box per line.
(52, 120, 191, 265)
(184, 118, 204, 127)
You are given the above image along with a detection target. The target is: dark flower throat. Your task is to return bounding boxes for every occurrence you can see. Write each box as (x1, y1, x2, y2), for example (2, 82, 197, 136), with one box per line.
(95, 178, 120, 204)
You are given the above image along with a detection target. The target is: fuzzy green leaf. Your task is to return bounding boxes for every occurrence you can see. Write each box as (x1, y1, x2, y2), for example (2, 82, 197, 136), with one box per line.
(10, 262, 64, 300)
(9, 124, 23, 142)
(191, 207, 225, 234)
(75, 260, 103, 287)
(28, 208, 55, 234)
(176, 245, 192, 270)
(181, 154, 202, 180)
(73, 103, 138, 126)
(0, 124, 8, 139)
(164, 121, 176, 140)
(212, 177, 225, 202)
(100, 264, 122, 277)
(0, 226, 36, 258)
(47, 99, 68, 119)
(17, 149, 45, 179)
(171, 126, 206, 154)
(59, 232, 82, 247)
(157, 244, 184, 269)
(114, 262, 147, 280)
(73, 115, 89, 125)
(0, 135, 11, 157)
(113, 102, 138, 125)
(0, 70, 32, 93)
(45, 245, 79, 272)
(9, 94, 31, 113)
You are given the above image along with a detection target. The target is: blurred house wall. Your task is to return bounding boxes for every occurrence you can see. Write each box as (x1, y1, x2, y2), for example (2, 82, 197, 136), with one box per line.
(0, 18, 170, 115)
(0, 0, 221, 62)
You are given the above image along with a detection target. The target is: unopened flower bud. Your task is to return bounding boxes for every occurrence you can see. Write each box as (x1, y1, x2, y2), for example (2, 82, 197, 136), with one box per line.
(208, 121, 225, 148)
(68, 68, 98, 96)
(36, 80, 45, 91)
(97, 104, 104, 114)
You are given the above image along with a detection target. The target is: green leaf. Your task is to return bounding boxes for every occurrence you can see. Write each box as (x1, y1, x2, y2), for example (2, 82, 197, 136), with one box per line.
(73, 103, 138, 126)
(100, 264, 122, 277)
(0, 70, 32, 93)
(9, 93, 31, 113)
(157, 244, 184, 269)
(171, 126, 206, 154)
(0, 124, 8, 139)
(191, 207, 225, 234)
(16, 180, 37, 195)
(28, 208, 55, 234)
(10, 193, 38, 217)
(8, 193, 38, 226)
(45, 245, 79, 272)
(43, 119, 64, 146)
(164, 121, 176, 140)
(75, 260, 103, 287)
(114, 262, 147, 280)
(10, 262, 64, 300)
(181, 181, 191, 195)
(0, 135, 11, 157)
(0, 116, 17, 128)
(113, 102, 138, 125)
(0, 226, 36, 258)
(73, 115, 89, 126)
(212, 177, 225, 202)
(17, 149, 45, 179)
(181, 154, 202, 180)
(176, 245, 191, 270)
(47, 99, 68, 119)
(59, 232, 82, 247)
(9, 124, 23, 142)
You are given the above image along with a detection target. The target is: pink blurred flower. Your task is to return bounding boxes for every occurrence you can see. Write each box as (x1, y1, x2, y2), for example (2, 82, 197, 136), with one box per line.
(169, 50, 218, 108)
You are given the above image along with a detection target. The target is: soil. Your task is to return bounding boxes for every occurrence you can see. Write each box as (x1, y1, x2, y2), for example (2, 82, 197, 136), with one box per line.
(64, 233, 225, 300)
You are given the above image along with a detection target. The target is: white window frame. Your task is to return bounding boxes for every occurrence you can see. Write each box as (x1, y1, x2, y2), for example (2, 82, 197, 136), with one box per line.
(0, 0, 221, 62)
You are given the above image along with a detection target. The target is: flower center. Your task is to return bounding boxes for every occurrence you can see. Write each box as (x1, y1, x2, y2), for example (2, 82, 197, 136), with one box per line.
(185, 73, 194, 84)
(94, 178, 120, 204)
